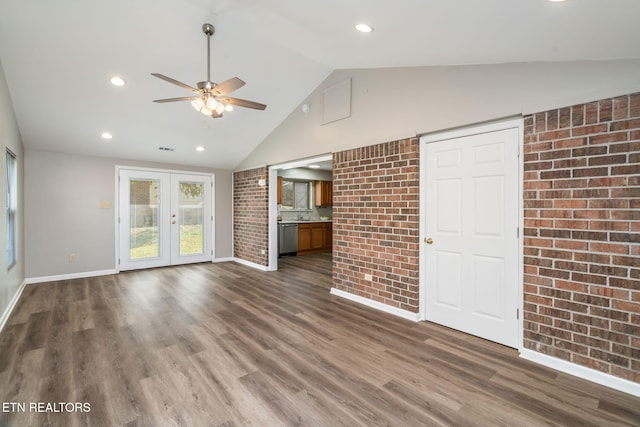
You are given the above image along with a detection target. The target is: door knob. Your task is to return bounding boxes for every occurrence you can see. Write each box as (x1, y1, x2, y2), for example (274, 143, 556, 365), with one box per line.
(425, 237, 434, 244)
(172, 214, 176, 218)
(172, 221, 176, 224)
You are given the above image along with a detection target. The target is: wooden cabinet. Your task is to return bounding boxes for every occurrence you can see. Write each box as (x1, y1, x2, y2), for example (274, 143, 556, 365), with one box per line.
(277, 176, 283, 205)
(298, 223, 311, 252)
(297, 222, 332, 255)
(314, 180, 332, 207)
(323, 222, 332, 248)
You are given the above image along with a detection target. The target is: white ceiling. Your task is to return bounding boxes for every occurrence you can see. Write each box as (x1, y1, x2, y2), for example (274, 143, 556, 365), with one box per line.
(1, 0, 639, 169)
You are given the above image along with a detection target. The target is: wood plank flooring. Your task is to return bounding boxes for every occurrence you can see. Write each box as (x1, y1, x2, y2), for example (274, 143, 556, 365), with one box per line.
(1, 253, 639, 426)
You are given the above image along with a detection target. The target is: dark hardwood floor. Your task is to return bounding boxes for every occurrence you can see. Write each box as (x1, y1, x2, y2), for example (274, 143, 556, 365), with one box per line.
(1, 253, 639, 426)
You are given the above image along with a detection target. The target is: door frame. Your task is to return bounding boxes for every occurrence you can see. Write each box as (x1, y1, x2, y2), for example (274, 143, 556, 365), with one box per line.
(115, 166, 215, 273)
(418, 117, 524, 351)
(267, 154, 333, 271)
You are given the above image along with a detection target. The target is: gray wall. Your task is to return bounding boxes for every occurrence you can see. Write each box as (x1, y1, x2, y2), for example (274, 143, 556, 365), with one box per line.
(238, 60, 640, 169)
(25, 150, 233, 278)
(0, 57, 25, 324)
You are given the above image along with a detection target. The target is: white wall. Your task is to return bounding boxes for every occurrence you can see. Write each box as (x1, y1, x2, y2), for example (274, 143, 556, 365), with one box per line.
(0, 57, 25, 326)
(238, 60, 640, 169)
(25, 150, 233, 279)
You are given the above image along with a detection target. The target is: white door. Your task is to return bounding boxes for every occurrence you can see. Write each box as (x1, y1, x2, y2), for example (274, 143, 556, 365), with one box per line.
(119, 169, 212, 270)
(424, 127, 519, 348)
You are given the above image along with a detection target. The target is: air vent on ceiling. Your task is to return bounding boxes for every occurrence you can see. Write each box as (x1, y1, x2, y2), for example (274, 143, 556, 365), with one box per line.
(158, 146, 175, 152)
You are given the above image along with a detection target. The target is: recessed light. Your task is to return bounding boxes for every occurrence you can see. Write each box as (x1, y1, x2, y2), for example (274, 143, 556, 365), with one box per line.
(101, 132, 113, 140)
(196, 145, 205, 152)
(110, 76, 126, 87)
(546, 0, 567, 2)
(308, 164, 320, 169)
(354, 23, 373, 33)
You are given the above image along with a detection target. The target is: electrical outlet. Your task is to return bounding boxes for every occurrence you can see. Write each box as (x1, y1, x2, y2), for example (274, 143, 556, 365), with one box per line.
(364, 274, 372, 281)
(68, 253, 76, 262)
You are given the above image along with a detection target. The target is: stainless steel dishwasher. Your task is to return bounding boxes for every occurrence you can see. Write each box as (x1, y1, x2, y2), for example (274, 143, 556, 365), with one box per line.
(278, 223, 299, 256)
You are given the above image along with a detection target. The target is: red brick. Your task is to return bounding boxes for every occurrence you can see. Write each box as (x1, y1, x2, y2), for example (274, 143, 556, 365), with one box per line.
(572, 124, 608, 136)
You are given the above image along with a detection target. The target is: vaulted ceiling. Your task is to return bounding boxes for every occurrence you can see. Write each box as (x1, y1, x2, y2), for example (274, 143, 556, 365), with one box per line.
(1, 0, 639, 169)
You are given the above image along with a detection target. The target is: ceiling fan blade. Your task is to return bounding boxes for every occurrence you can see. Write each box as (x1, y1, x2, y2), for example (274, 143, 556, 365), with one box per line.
(212, 77, 245, 96)
(151, 73, 199, 93)
(211, 110, 223, 119)
(222, 97, 267, 110)
(153, 96, 199, 103)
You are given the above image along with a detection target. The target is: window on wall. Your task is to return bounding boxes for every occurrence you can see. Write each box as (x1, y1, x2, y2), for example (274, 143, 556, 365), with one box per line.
(281, 179, 310, 210)
(6, 150, 17, 269)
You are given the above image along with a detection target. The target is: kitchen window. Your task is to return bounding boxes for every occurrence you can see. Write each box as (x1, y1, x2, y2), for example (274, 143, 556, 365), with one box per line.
(281, 179, 311, 210)
(6, 149, 17, 269)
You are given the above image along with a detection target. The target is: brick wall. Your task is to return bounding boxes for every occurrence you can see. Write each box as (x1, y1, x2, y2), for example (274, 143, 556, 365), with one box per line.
(233, 167, 269, 266)
(333, 138, 420, 312)
(523, 92, 640, 383)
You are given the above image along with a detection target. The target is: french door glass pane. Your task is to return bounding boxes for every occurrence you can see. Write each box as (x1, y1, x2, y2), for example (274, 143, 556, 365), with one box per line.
(178, 181, 204, 256)
(129, 179, 160, 259)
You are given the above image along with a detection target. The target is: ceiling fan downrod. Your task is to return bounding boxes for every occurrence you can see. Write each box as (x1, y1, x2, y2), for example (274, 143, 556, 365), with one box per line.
(202, 23, 215, 89)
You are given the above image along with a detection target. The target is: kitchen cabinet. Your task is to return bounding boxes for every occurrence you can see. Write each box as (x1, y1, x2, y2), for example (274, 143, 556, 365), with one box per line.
(314, 180, 332, 207)
(323, 222, 332, 248)
(277, 176, 283, 205)
(297, 222, 332, 255)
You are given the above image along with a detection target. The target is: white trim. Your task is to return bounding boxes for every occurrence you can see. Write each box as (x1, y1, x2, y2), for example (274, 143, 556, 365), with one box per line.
(330, 288, 421, 322)
(268, 165, 279, 271)
(232, 257, 270, 271)
(25, 269, 118, 285)
(418, 116, 524, 349)
(520, 349, 640, 398)
(212, 257, 234, 263)
(0, 279, 27, 333)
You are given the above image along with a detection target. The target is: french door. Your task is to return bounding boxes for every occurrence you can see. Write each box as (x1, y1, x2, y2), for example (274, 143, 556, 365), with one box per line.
(423, 126, 519, 348)
(118, 169, 213, 271)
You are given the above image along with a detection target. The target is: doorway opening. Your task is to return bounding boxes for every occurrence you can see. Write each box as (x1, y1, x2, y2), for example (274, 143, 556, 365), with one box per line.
(268, 154, 333, 271)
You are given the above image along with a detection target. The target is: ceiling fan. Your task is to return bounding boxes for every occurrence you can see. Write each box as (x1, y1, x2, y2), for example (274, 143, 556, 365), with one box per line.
(151, 23, 266, 118)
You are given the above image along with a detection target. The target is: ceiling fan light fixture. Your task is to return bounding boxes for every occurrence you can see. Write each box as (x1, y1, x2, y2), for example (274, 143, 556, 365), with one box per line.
(191, 98, 204, 111)
(151, 23, 267, 118)
(225, 104, 234, 112)
(205, 96, 218, 110)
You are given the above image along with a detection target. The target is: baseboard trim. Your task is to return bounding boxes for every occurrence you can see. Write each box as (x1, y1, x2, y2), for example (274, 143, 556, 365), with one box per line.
(232, 257, 270, 271)
(520, 349, 640, 397)
(330, 288, 420, 322)
(212, 257, 234, 263)
(25, 269, 119, 285)
(0, 279, 27, 334)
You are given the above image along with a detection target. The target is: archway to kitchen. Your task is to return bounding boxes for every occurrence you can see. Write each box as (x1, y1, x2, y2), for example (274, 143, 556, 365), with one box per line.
(267, 154, 333, 271)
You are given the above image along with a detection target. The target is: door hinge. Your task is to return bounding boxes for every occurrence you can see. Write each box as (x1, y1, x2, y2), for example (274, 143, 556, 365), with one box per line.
(516, 227, 519, 238)
(118, 258, 120, 265)
(517, 145, 521, 158)
(517, 308, 519, 320)
(118, 217, 121, 224)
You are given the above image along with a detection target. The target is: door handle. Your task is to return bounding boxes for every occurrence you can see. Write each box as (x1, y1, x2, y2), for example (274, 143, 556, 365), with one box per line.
(172, 221, 176, 224)
(425, 237, 434, 244)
